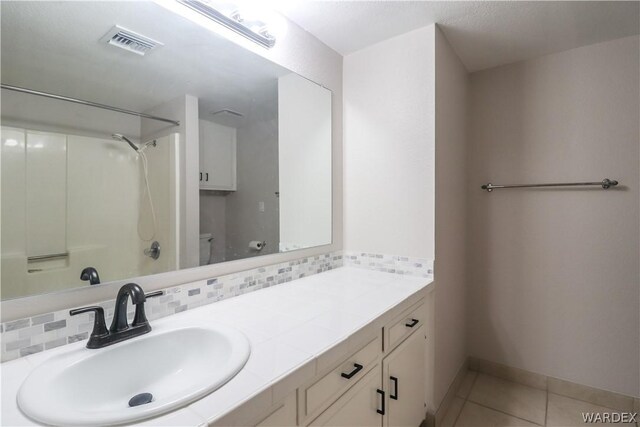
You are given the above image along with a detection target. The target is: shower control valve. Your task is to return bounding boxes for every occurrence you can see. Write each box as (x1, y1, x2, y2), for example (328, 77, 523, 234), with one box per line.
(144, 241, 161, 260)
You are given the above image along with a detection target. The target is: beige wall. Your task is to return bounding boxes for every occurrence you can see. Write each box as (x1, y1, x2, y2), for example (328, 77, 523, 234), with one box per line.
(343, 25, 435, 260)
(434, 27, 470, 408)
(467, 35, 640, 397)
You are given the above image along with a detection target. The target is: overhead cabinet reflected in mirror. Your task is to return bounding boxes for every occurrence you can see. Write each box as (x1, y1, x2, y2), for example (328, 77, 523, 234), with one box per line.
(199, 120, 237, 191)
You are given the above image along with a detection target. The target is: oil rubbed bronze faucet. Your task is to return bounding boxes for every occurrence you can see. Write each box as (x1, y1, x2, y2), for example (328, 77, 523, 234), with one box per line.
(80, 267, 101, 285)
(70, 283, 163, 349)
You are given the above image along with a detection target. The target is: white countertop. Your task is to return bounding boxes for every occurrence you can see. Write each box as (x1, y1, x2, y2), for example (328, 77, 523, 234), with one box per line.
(1, 267, 433, 426)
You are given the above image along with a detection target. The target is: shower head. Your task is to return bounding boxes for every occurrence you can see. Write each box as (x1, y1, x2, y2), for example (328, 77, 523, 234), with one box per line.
(112, 133, 139, 152)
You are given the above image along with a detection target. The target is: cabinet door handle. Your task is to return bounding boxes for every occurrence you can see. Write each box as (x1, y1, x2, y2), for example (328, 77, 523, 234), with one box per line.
(376, 389, 385, 415)
(200, 172, 202, 181)
(340, 363, 363, 379)
(390, 376, 399, 400)
(405, 318, 419, 328)
(205, 172, 209, 182)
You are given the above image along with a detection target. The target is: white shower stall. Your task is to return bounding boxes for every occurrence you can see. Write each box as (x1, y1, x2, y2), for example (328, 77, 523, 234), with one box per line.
(0, 127, 180, 298)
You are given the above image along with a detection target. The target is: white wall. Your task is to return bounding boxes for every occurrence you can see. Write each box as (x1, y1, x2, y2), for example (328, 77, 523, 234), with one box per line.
(278, 73, 332, 251)
(226, 115, 280, 260)
(433, 27, 470, 408)
(467, 35, 640, 397)
(343, 26, 435, 260)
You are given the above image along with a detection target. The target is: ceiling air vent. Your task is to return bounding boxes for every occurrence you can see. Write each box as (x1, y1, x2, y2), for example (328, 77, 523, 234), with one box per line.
(100, 25, 163, 56)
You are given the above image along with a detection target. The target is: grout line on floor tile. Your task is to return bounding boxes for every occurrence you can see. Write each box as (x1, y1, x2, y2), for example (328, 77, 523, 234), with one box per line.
(469, 400, 545, 426)
(546, 391, 624, 413)
(452, 371, 478, 427)
(452, 400, 465, 427)
(451, 399, 466, 427)
(544, 390, 549, 426)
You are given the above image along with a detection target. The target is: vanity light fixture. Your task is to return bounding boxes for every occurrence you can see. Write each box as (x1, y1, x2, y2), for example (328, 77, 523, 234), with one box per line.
(175, 0, 276, 48)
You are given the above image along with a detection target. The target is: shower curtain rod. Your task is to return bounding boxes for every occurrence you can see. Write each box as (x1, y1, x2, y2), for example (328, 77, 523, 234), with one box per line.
(481, 178, 619, 192)
(1, 83, 180, 126)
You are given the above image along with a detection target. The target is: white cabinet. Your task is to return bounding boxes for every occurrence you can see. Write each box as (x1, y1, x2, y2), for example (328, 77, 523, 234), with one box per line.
(383, 325, 426, 427)
(256, 393, 297, 427)
(303, 301, 427, 427)
(308, 365, 383, 427)
(216, 298, 429, 427)
(199, 120, 236, 191)
(300, 333, 382, 421)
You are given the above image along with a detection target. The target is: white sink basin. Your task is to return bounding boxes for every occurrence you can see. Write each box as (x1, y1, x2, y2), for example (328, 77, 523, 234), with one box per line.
(17, 321, 251, 426)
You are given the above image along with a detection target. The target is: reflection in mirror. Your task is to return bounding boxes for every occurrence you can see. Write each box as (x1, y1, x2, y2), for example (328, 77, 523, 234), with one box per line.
(1, 1, 332, 300)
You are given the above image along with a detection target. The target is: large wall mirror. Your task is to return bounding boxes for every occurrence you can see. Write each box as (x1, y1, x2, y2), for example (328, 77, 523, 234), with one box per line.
(0, 1, 332, 300)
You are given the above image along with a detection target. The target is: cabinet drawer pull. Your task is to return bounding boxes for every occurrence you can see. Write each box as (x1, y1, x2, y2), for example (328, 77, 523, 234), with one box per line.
(405, 318, 419, 328)
(199, 172, 202, 181)
(376, 389, 385, 415)
(340, 363, 363, 379)
(390, 376, 398, 400)
(205, 172, 209, 181)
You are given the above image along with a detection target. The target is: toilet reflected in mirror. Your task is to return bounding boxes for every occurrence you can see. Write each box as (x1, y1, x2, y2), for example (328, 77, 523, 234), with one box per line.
(199, 234, 213, 266)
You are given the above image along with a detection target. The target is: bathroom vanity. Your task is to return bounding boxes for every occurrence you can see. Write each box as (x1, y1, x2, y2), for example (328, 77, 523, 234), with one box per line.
(1, 267, 434, 426)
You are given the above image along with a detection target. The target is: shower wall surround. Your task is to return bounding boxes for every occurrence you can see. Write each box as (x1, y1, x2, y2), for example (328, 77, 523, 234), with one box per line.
(0, 126, 180, 299)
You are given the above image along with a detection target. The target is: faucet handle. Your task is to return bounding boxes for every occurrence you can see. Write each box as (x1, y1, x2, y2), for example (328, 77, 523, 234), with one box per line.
(131, 290, 164, 328)
(69, 306, 109, 348)
(145, 290, 163, 299)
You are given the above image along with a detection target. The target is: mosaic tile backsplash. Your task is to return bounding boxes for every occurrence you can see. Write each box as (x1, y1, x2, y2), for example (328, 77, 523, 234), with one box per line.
(343, 252, 434, 277)
(1, 252, 343, 362)
(1, 250, 434, 362)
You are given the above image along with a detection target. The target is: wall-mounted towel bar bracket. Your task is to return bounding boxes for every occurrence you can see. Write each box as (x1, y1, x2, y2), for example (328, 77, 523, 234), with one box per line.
(481, 178, 619, 192)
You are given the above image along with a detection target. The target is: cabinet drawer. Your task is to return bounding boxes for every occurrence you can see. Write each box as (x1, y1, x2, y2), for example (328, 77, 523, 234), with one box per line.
(307, 364, 383, 427)
(303, 333, 381, 418)
(385, 300, 424, 352)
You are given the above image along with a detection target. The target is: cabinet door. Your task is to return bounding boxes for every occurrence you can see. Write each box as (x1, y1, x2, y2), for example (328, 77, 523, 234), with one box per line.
(199, 120, 205, 183)
(200, 120, 236, 190)
(308, 364, 383, 427)
(383, 326, 426, 427)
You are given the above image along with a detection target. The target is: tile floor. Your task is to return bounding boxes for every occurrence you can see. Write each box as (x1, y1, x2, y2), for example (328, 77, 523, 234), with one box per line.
(442, 372, 639, 427)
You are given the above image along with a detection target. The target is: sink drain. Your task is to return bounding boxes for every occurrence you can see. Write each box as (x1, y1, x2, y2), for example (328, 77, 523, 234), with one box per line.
(128, 393, 153, 407)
